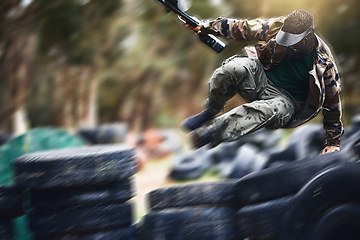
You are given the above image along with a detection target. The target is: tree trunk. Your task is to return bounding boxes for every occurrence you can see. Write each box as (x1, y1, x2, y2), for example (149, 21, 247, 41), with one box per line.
(77, 66, 98, 128)
(129, 71, 158, 132)
(54, 65, 73, 129)
(0, 11, 36, 134)
(75, 66, 87, 127)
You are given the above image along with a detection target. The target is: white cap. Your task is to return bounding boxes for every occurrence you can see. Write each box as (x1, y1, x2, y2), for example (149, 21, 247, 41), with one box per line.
(276, 25, 314, 46)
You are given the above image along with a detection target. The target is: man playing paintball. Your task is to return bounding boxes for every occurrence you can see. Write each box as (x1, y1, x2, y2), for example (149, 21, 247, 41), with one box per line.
(181, 9, 343, 154)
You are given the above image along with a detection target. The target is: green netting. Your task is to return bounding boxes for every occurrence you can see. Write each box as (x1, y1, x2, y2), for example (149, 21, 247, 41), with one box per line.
(0, 127, 87, 185)
(0, 127, 87, 240)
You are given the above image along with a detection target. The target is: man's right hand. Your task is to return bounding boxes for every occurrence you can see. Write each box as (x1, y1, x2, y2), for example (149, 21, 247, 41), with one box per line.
(321, 145, 340, 154)
(185, 23, 201, 33)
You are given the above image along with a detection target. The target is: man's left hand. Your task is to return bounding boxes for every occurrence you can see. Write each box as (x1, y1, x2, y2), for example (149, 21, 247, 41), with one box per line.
(321, 145, 340, 154)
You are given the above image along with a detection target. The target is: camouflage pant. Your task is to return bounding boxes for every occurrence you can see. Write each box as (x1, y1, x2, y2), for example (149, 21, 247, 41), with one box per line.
(204, 56, 300, 145)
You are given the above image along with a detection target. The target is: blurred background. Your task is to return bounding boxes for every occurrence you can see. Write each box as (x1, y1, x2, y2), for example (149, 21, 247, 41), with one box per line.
(0, 0, 360, 219)
(0, 0, 359, 136)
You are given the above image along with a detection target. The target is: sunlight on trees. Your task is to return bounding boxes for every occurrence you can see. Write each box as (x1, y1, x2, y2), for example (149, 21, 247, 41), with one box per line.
(0, 0, 359, 134)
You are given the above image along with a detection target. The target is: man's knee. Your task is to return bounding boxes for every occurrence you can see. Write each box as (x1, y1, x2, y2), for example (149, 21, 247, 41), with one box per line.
(239, 99, 294, 127)
(265, 98, 296, 129)
(222, 57, 253, 79)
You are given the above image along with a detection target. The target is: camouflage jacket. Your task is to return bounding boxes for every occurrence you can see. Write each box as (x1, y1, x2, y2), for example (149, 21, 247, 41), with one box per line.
(201, 16, 343, 147)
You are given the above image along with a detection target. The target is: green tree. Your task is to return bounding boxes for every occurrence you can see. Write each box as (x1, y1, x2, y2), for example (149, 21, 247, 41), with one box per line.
(28, 0, 123, 129)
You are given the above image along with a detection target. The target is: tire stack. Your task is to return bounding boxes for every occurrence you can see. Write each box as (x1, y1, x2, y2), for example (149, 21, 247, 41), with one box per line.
(77, 123, 128, 145)
(234, 149, 354, 240)
(0, 186, 23, 240)
(139, 146, 358, 240)
(279, 163, 360, 240)
(139, 180, 241, 240)
(13, 145, 138, 240)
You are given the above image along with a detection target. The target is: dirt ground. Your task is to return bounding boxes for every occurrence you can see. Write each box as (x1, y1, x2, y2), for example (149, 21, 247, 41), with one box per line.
(133, 154, 221, 221)
(130, 128, 223, 222)
(134, 156, 174, 220)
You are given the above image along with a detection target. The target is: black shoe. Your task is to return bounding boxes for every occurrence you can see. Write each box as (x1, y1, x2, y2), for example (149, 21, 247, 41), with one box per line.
(190, 128, 215, 149)
(181, 110, 215, 132)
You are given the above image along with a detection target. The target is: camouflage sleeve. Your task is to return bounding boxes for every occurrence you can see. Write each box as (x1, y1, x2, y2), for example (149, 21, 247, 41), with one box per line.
(201, 16, 285, 41)
(322, 61, 343, 147)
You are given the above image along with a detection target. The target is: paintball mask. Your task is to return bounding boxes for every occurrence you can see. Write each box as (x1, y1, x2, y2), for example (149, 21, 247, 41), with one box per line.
(276, 25, 315, 61)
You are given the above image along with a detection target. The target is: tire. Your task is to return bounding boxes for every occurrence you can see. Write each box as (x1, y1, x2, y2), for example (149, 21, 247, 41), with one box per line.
(0, 133, 12, 147)
(34, 225, 137, 240)
(235, 149, 352, 205)
(220, 143, 260, 179)
(0, 218, 13, 240)
(141, 206, 239, 240)
(238, 128, 283, 150)
(0, 186, 23, 218)
(341, 115, 360, 146)
(147, 180, 238, 210)
(29, 202, 133, 236)
(77, 123, 128, 145)
(30, 177, 135, 209)
(341, 130, 360, 154)
(279, 163, 360, 240)
(210, 141, 241, 164)
(77, 128, 98, 144)
(14, 145, 136, 188)
(266, 124, 324, 167)
(168, 148, 211, 180)
(290, 124, 325, 160)
(308, 203, 360, 240)
(236, 196, 294, 240)
(264, 144, 297, 167)
(246, 151, 269, 173)
(265, 160, 288, 169)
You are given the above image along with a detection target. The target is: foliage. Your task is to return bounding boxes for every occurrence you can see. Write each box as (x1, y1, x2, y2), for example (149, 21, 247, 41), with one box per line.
(0, 0, 359, 133)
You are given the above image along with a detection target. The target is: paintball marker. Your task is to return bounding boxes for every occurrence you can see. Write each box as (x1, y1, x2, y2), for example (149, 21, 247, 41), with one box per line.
(156, 0, 226, 53)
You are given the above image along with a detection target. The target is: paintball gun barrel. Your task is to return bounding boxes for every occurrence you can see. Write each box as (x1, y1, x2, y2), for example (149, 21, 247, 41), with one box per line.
(157, 0, 226, 53)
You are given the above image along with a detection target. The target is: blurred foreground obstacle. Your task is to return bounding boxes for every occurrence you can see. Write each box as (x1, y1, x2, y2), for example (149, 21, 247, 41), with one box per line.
(140, 149, 360, 239)
(1, 119, 360, 239)
(0, 186, 23, 239)
(0, 128, 87, 240)
(13, 145, 138, 240)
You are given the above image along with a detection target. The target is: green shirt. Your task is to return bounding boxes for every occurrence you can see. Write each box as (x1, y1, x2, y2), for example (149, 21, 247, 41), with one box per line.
(265, 50, 315, 101)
